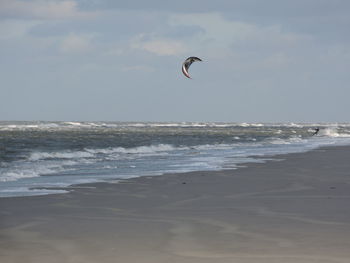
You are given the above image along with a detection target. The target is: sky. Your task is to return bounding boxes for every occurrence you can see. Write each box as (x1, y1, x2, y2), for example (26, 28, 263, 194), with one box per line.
(0, 0, 350, 122)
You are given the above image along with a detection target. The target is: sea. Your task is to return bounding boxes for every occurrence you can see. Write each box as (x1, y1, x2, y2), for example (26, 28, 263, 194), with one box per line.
(1, 121, 350, 198)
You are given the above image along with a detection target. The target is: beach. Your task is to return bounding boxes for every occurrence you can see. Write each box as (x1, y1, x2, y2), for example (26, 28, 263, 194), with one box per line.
(1, 145, 350, 263)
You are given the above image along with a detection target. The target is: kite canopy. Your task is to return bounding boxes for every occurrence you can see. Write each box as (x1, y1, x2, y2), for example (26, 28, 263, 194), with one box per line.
(182, 56, 202, 78)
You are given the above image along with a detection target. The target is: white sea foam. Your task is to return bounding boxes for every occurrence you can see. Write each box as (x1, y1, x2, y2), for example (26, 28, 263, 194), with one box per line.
(0, 164, 59, 182)
(63, 121, 82, 126)
(29, 151, 94, 161)
(3, 123, 350, 198)
(269, 136, 304, 145)
(193, 144, 234, 151)
(270, 138, 292, 145)
(319, 127, 350, 138)
(2, 121, 347, 131)
(0, 121, 268, 130)
(275, 129, 282, 134)
(0, 158, 82, 182)
(22, 144, 187, 171)
(0, 171, 41, 182)
(0, 122, 60, 131)
(288, 123, 304, 128)
(84, 144, 179, 155)
(238, 123, 264, 127)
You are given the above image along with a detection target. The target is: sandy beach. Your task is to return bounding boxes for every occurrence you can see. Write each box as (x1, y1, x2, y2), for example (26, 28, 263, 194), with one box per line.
(1, 146, 350, 263)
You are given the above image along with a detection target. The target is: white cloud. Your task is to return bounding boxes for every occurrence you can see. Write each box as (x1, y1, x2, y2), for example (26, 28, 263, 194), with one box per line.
(60, 33, 93, 53)
(169, 12, 312, 52)
(0, 19, 40, 39)
(131, 34, 187, 56)
(0, 0, 97, 20)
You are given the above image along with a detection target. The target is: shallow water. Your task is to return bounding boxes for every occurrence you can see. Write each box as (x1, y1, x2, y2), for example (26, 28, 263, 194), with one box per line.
(1, 121, 350, 197)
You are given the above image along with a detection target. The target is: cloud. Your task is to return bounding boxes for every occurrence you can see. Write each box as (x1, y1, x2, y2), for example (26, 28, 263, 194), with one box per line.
(170, 12, 311, 50)
(166, 12, 316, 70)
(0, 0, 97, 20)
(0, 19, 40, 39)
(77, 0, 350, 17)
(131, 34, 187, 56)
(60, 33, 93, 53)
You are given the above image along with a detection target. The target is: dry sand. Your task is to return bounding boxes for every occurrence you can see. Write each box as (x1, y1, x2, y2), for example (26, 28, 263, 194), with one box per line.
(1, 146, 350, 263)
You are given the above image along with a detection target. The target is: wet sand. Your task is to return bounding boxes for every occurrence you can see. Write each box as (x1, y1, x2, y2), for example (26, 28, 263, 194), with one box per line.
(1, 146, 350, 263)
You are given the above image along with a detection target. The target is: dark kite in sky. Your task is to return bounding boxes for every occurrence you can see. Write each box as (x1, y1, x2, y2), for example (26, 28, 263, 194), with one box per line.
(182, 57, 202, 79)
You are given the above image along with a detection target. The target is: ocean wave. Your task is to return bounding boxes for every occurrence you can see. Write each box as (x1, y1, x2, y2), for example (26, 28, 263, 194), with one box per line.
(2, 123, 350, 198)
(0, 164, 62, 182)
(29, 151, 94, 161)
(239, 123, 264, 127)
(319, 127, 350, 138)
(0, 121, 271, 130)
(288, 123, 304, 128)
(15, 131, 350, 168)
(193, 144, 236, 150)
(268, 136, 304, 145)
(0, 171, 41, 182)
(0, 122, 60, 131)
(86, 144, 183, 155)
(24, 144, 186, 164)
(2, 121, 348, 131)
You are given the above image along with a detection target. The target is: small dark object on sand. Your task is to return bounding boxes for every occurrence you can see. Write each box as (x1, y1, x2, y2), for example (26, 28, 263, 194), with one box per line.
(182, 182, 186, 184)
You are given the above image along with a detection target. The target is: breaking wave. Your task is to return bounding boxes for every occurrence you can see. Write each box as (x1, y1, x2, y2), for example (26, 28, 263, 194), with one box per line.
(318, 127, 350, 138)
(27, 144, 183, 162)
(2, 122, 350, 197)
(29, 151, 94, 161)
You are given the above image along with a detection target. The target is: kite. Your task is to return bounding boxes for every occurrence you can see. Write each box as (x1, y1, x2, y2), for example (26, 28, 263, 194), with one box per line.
(182, 57, 202, 79)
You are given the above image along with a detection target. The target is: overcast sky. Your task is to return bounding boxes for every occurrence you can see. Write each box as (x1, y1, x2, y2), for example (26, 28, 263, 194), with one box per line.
(1, 0, 350, 122)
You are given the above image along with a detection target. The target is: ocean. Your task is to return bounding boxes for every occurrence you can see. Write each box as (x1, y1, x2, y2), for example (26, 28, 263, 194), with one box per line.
(1, 121, 350, 198)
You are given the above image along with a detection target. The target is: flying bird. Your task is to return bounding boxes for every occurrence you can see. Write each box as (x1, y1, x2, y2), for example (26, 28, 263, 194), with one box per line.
(182, 57, 202, 79)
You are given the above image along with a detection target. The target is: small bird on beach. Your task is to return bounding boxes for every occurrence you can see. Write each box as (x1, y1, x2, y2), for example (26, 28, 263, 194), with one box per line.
(182, 57, 202, 79)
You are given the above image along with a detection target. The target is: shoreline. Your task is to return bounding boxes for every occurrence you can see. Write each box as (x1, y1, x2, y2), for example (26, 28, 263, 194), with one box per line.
(27, 144, 349, 197)
(3, 144, 341, 199)
(1, 145, 350, 262)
